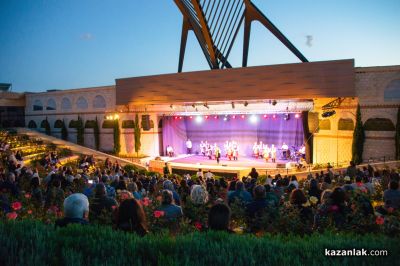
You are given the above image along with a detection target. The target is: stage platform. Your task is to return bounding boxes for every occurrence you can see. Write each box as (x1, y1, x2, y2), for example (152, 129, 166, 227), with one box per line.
(149, 155, 298, 178)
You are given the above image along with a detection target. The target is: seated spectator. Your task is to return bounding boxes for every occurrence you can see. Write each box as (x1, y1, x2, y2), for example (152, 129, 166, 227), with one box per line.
(0, 173, 19, 196)
(101, 175, 116, 198)
(90, 183, 118, 221)
(55, 193, 89, 227)
(351, 175, 367, 191)
(308, 179, 322, 203)
(116, 198, 148, 236)
(246, 185, 268, 218)
(163, 180, 181, 206)
(228, 181, 252, 205)
(289, 189, 313, 222)
(45, 179, 65, 208)
(362, 175, 375, 194)
(289, 175, 299, 189)
(158, 190, 183, 220)
(178, 179, 190, 204)
(264, 184, 279, 207)
(248, 168, 259, 179)
(30, 177, 43, 208)
(208, 203, 231, 232)
(384, 180, 400, 210)
(127, 182, 142, 200)
(320, 175, 332, 191)
(190, 185, 209, 205)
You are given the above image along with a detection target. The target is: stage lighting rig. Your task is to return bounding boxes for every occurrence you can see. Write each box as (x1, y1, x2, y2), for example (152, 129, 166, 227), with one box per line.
(284, 114, 291, 121)
(191, 103, 196, 108)
(272, 100, 277, 106)
(231, 102, 235, 109)
(244, 101, 249, 107)
(203, 103, 209, 109)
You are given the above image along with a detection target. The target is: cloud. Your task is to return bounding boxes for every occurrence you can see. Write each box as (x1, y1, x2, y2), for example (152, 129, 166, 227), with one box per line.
(80, 33, 94, 41)
(306, 35, 313, 47)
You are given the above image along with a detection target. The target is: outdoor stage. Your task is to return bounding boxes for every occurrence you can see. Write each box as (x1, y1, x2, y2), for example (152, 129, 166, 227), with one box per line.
(149, 154, 299, 178)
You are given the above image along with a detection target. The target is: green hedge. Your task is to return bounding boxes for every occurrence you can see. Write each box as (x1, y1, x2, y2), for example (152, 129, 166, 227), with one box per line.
(0, 220, 398, 266)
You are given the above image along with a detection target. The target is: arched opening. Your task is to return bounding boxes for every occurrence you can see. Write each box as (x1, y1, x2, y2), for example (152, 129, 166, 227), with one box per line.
(93, 95, 106, 108)
(33, 100, 43, 111)
(46, 98, 57, 110)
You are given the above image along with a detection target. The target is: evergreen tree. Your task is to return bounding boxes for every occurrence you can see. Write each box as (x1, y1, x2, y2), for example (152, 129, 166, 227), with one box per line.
(44, 117, 51, 136)
(94, 116, 100, 151)
(113, 119, 121, 155)
(61, 119, 68, 140)
(352, 104, 365, 164)
(134, 114, 141, 157)
(77, 116, 84, 146)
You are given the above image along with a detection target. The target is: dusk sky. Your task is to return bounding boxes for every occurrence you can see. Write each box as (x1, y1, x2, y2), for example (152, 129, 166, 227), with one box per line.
(1, 0, 399, 92)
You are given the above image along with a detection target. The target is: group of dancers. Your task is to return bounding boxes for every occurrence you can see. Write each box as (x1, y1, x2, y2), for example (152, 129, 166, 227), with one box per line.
(199, 140, 239, 163)
(166, 140, 306, 164)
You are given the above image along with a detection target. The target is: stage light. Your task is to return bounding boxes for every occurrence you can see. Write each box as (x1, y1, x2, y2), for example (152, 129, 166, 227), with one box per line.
(272, 114, 276, 119)
(205, 115, 209, 119)
(241, 115, 245, 119)
(295, 113, 300, 119)
(244, 101, 249, 107)
(223, 116, 228, 121)
(322, 110, 336, 117)
(203, 103, 209, 109)
(195, 116, 203, 123)
(174, 116, 178, 120)
(272, 100, 277, 106)
(232, 115, 236, 119)
(284, 114, 290, 121)
(189, 116, 193, 119)
(263, 114, 268, 118)
(231, 102, 235, 109)
(170, 104, 175, 109)
(214, 115, 218, 119)
(250, 115, 258, 124)
(191, 104, 196, 108)
(179, 116, 183, 120)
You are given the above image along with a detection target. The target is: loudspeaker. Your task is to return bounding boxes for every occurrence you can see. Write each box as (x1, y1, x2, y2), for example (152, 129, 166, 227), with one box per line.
(141, 115, 152, 131)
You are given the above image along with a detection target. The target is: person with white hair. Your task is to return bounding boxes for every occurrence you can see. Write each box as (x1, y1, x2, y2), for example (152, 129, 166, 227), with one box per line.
(163, 180, 181, 205)
(190, 185, 209, 205)
(55, 193, 89, 227)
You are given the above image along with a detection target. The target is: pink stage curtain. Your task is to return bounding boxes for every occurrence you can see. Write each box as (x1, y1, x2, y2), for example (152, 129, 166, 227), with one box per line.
(162, 115, 304, 156)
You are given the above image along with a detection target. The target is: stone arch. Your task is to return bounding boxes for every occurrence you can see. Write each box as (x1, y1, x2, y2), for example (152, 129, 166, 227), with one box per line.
(93, 95, 106, 108)
(33, 99, 43, 111)
(384, 79, 400, 101)
(61, 97, 72, 110)
(46, 98, 57, 110)
(28, 120, 37, 128)
(338, 118, 354, 131)
(364, 118, 395, 131)
(76, 96, 88, 109)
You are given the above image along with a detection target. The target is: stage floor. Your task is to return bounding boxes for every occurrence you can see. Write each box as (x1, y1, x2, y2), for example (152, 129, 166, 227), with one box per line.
(167, 155, 292, 169)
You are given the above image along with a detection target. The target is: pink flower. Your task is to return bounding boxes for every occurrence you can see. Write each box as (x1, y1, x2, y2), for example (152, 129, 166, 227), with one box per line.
(142, 197, 151, 207)
(194, 221, 202, 230)
(11, 202, 22, 211)
(24, 193, 31, 199)
(111, 205, 117, 210)
(27, 210, 33, 214)
(6, 212, 18, 220)
(387, 207, 394, 213)
(154, 210, 165, 218)
(329, 205, 339, 212)
(376, 216, 384, 225)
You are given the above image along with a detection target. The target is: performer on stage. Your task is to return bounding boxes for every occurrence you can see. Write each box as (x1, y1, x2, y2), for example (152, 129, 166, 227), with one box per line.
(253, 142, 259, 159)
(207, 143, 213, 160)
(271, 144, 277, 163)
(281, 142, 289, 159)
(224, 141, 229, 157)
(200, 141, 206, 156)
(233, 142, 239, 161)
(214, 145, 221, 164)
(186, 139, 192, 154)
(263, 144, 270, 162)
(299, 144, 306, 159)
(166, 145, 174, 157)
(227, 146, 233, 161)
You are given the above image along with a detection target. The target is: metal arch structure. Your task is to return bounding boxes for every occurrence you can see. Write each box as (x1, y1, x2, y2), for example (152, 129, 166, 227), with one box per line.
(174, 0, 308, 72)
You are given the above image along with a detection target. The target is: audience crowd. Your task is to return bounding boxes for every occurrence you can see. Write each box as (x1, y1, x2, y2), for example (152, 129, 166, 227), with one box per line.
(1, 131, 400, 236)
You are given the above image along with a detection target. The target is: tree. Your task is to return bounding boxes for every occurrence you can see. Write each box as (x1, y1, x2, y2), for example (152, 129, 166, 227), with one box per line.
(61, 119, 68, 141)
(134, 114, 141, 157)
(396, 107, 400, 160)
(44, 117, 51, 136)
(352, 104, 365, 164)
(94, 116, 100, 151)
(113, 119, 121, 155)
(77, 116, 84, 146)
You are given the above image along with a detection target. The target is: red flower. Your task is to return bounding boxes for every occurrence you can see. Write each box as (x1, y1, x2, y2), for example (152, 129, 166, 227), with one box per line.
(329, 205, 339, 212)
(6, 212, 18, 220)
(376, 216, 384, 225)
(142, 197, 151, 207)
(154, 210, 165, 218)
(27, 210, 33, 214)
(194, 221, 202, 230)
(11, 202, 22, 211)
(24, 193, 31, 199)
(111, 205, 117, 210)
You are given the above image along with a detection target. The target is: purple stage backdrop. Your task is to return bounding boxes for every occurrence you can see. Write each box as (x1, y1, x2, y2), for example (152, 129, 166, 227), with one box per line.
(162, 115, 304, 156)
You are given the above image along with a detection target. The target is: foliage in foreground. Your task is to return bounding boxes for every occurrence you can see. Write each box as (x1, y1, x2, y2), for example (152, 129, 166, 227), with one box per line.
(0, 220, 399, 266)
